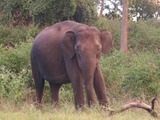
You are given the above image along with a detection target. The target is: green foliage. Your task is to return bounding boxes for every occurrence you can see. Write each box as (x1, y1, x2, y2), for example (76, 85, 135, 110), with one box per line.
(0, 42, 33, 102)
(27, 0, 77, 26)
(122, 52, 160, 97)
(0, 0, 98, 26)
(0, 24, 39, 47)
(0, 0, 32, 25)
(101, 50, 160, 99)
(128, 20, 160, 51)
(129, 0, 160, 20)
(103, 0, 160, 20)
(73, 0, 98, 24)
(0, 68, 31, 102)
(95, 18, 121, 49)
(96, 18, 160, 52)
(0, 19, 160, 103)
(101, 50, 128, 98)
(0, 24, 40, 73)
(0, 42, 31, 73)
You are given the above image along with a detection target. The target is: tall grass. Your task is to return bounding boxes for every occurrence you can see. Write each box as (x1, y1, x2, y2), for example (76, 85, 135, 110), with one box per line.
(0, 102, 158, 120)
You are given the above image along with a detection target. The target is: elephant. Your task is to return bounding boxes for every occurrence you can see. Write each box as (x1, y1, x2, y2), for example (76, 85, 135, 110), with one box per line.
(31, 20, 112, 109)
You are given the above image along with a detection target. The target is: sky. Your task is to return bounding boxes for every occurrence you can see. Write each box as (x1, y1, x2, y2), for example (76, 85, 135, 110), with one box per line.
(97, 0, 121, 15)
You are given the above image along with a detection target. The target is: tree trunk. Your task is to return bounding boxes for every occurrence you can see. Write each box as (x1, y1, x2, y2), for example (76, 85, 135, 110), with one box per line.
(120, 0, 129, 53)
(100, 0, 104, 17)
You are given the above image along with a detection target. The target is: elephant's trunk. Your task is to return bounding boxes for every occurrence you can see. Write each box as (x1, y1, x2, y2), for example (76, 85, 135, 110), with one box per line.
(80, 54, 97, 106)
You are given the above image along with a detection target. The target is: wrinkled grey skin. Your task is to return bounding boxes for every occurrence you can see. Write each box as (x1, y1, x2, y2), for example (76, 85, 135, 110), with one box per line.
(31, 20, 112, 109)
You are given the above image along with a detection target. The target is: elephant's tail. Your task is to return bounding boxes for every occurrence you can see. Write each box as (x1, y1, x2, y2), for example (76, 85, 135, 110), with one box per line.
(30, 49, 42, 82)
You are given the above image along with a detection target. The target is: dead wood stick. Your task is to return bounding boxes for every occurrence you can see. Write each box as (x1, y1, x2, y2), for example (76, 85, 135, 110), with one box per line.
(108, 97, 158, 118)
(151, 97, 156, 110)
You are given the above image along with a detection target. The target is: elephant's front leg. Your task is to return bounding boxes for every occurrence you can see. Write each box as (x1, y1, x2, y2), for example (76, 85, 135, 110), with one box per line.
(64, 57, 84, 109)
(94, 67, 108, 106)
(72, 77, 84, 109)
(49, 83, 61, 107)
(83, 75, 97, 107)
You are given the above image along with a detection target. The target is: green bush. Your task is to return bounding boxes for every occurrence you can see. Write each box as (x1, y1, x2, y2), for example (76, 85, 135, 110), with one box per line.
(101, 50, 130, 99)
(0, 0, 98, 26)
(0, 24, 39, 47)
(122, 52, 160, 97)
(0, 67, 32, 102)
(73, 0, 98, 24)
(128, 20, 160, 52)
(0, 42, 32, 73)
(96, 19, 160, 53)
(101, 50, 160, 100)
(0, 19, 159, 103)
(28, 0, 77, 26)
(0, 0, 32, 26)
(95, 18, 121, 50)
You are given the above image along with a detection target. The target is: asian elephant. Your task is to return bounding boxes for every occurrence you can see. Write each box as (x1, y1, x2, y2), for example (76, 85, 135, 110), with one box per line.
(31, 20, 112, 109)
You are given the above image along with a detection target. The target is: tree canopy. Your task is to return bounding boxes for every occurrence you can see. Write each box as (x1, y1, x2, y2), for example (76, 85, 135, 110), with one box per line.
(103, 0, 160, 20)
(0, 0, 98, 26)
(0, 0, 159, 26)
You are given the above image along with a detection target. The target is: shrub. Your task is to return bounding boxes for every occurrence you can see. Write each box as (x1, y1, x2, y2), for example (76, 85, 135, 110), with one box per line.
(0, 0, 98, 26)
(95, 19, 160, 53)
(101, 50, 160, 100)
(28, 0, 77, 26)
(128, 20, 160, 52)
(73, 0, 98, 24)
(0, 19, 159, 103)
(101, 50, 129, 99)
(0, 24, 39, 47)
(0, 67, 32, 102)
(0, 42, 32, 73)
(122, 52, 160, 97)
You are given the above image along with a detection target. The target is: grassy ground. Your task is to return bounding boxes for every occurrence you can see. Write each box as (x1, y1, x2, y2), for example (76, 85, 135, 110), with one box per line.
(0, 102, 159, 120)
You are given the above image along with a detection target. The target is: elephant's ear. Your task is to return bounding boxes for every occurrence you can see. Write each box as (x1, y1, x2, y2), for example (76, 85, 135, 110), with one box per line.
(101, 29, 113, 54)
(62, 31, 75, 58)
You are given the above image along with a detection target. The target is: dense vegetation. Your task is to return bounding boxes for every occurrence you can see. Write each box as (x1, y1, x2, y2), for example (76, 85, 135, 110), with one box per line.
(0, 0, 97, 26)
(0, 18, 159, 104)
(0, 0, 160, 119)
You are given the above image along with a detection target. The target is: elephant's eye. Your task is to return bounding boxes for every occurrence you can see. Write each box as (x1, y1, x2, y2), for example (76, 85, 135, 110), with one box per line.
(96, 46, 101, 52)
(75, 45, 80, 53)
(96, 45, 101, 57)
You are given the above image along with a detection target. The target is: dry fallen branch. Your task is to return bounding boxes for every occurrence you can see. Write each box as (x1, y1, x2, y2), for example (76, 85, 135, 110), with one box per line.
(108, 97, 159, 118)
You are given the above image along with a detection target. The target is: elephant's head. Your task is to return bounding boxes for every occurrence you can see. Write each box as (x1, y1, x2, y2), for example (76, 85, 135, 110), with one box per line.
(62, 26, 112, 105)
(62, 26, 112, 68)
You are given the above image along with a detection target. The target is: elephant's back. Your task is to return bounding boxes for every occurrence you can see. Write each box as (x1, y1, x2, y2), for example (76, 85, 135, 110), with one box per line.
(31, 20, 80, 61)
(31, 21, 77, 82)
(33, 20, 79, 45)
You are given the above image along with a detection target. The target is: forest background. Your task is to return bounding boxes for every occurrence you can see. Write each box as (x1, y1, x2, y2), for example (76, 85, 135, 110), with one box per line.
(0, 0, 160, 119)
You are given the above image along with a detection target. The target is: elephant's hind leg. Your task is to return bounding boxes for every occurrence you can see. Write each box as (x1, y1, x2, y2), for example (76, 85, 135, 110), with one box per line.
(34, 77, 45, 105)
(31, 53, 45, 106)
(49, 83, 61, 107)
